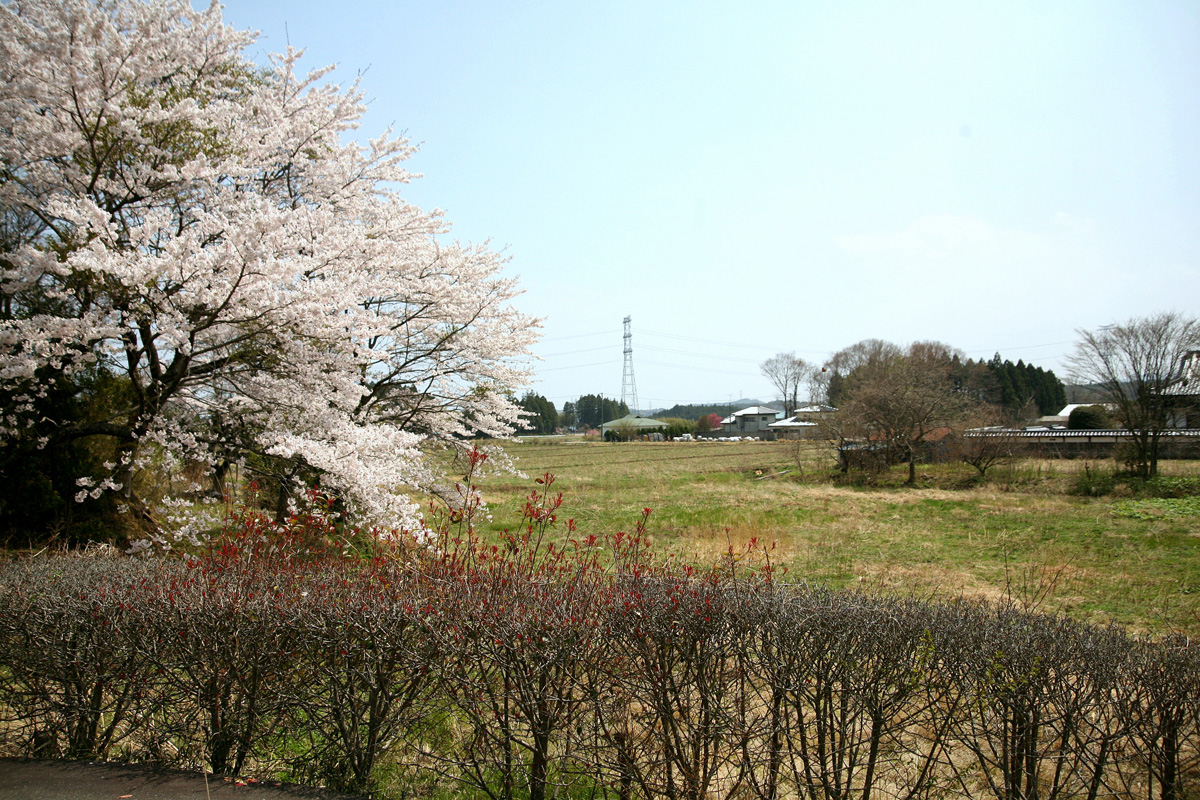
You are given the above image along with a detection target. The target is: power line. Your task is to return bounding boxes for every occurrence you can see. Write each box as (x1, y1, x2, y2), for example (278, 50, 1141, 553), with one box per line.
(640, 343, 763, 364)
(638, 358, 761, 378)
(640, 327, 1076, 363)
(538, 344, 613, 358)
(539, 329, 619, 342)
(640, 328, 826, 357)
(537, 359, 620, 373)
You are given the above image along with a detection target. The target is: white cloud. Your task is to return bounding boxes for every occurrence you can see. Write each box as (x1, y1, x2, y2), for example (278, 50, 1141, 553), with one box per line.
(836, 214, 1004, 260)
(820, 212, 1140, 367)
(832, 212, 1115, 285)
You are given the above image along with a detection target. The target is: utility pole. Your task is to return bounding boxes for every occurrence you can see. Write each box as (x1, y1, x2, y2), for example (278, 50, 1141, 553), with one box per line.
(621, 315, 640, 415)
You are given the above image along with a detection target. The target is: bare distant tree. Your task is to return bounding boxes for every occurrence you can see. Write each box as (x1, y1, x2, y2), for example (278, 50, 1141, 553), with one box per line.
(760, 353, 812, 416)
(838, 342, 979, 483)
(818, 339, 904, 406)
(1067, 312, 1200, 479)
(613, 419, 640, 442)
(956, 407, 1027, 478)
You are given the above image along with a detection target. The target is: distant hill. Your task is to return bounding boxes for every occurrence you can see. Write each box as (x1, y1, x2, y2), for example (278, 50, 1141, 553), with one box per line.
(1065, 384, 1111, 405)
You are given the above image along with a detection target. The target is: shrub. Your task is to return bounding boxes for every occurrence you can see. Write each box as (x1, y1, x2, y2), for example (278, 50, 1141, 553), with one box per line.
(1073, 463, 1117, 496)
(2, 463, 1200, 799)
(1068, 404, 1115, 429)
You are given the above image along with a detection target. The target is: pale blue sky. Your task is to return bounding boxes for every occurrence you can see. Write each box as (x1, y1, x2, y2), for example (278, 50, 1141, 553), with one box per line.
(219, 1, 1200, 410)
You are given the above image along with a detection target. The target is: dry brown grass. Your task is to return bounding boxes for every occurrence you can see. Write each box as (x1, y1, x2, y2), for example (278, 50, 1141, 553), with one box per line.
(461, 439, 1200, 634)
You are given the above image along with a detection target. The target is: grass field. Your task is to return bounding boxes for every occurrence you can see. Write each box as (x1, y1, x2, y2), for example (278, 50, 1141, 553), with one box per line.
(466, 438, 1200, 636)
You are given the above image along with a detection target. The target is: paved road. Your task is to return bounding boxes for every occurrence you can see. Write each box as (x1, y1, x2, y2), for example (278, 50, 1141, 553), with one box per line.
(0, 759, 365, 800)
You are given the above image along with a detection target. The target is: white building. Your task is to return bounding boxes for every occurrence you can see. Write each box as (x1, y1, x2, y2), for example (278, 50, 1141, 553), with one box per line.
(720, 406, 782, 437)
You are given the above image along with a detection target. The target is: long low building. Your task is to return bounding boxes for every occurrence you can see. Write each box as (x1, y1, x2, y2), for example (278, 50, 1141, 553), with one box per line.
(599, 414, 668, 440)
(965, 427, 1200, 459)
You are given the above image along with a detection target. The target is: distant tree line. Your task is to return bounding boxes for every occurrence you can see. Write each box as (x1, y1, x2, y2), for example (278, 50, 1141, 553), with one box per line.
(657, 402, 745, 421)
(985, 353, 1067, 417)
(515, 395, 731, 438)
(817, 345, 1062, 416)
(512, 394, 633, 433)
(568, 395, 629, 429)
(516, 393, 559, 434)
(517, 393, 720, 438)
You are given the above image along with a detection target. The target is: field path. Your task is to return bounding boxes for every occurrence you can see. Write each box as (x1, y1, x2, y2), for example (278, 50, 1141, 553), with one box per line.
(0, 758, 363, 800)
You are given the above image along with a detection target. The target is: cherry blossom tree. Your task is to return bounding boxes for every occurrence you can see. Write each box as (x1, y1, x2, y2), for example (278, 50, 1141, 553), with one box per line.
(0, 0, 537, 541)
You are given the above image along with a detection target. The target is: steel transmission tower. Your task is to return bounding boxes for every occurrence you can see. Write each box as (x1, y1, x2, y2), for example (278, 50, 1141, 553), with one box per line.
(621, 315, 640, 414)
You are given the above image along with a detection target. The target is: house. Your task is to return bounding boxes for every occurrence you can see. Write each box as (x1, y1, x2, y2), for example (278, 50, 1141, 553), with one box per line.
(792, 404, 838, 421)
(767, 416, 819, 440)
(1164, 350, 1200, 428)
(720, 406, 783, 438)
(768, 404, 837, 439)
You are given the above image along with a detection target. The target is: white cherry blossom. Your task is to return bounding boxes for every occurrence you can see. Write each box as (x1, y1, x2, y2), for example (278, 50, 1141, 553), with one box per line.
(0, 0, 538, 536)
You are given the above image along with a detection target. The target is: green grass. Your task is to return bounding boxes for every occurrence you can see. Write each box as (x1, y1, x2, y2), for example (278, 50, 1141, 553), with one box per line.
(466, 439, 1200, 636)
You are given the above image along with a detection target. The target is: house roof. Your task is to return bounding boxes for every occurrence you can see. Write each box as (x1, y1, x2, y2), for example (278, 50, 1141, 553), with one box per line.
(768, 416, 817, 429)
(793, 404, 837, 414)
(1164, 350, 1200, 397)
(966, 428, 1200, 439)
(920, 426, 955, 442)
(730, 406, 781, 417)
(599, 414, 668, 431)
